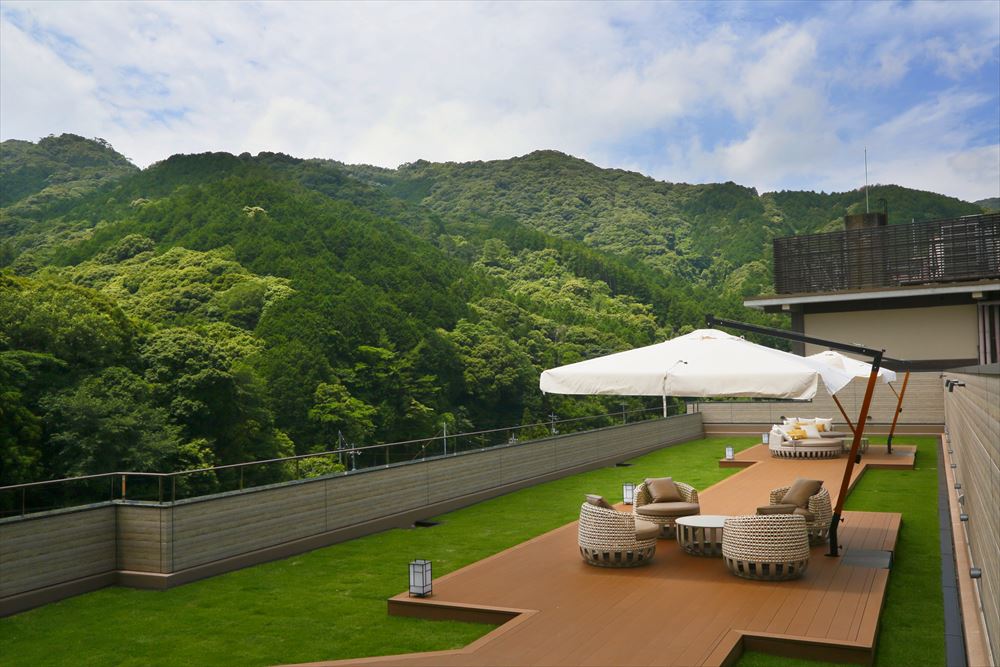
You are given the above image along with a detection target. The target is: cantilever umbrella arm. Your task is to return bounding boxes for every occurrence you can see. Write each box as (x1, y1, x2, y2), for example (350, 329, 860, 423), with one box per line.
(885, 371, 910, 455)
(706, 315, 884, 558)
(831, 394, 856, 435)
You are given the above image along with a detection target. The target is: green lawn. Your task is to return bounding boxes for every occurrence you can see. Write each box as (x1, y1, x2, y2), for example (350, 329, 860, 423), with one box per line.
(0, 436, 757, 666)
(0, 435, 944, 667)
(738, 435, 945, 667)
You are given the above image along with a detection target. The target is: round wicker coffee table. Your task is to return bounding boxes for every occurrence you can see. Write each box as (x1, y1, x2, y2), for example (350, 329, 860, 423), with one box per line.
(675, 514, 729, 557)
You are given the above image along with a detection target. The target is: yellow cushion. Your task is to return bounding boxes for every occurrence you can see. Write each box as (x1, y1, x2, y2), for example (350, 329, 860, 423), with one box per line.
(817, 423, 827, 432)
(787, 428, 807, 440)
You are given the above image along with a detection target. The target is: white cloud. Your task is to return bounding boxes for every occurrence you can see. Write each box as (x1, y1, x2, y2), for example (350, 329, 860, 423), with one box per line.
(0, 16, 106, 147)
(0, 1, 997, 200)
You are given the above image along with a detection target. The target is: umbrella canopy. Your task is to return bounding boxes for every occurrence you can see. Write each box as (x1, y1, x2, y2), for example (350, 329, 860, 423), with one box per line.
(806, 350, 897, 387)
(540, 329, 854, 401)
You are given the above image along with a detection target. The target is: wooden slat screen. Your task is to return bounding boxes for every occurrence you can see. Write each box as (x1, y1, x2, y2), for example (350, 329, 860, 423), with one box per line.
(774, 213, 1000, 294)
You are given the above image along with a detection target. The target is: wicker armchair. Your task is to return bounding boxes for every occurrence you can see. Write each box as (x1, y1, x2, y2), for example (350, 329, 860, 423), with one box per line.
(722, 514, 810, 581)
(764, 485, 833, 545)
(633, 480, 700, 537)
(578, 501, 658, 567)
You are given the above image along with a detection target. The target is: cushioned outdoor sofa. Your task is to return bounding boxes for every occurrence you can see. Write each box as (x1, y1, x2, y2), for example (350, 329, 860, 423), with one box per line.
(768, 418, 844, 459)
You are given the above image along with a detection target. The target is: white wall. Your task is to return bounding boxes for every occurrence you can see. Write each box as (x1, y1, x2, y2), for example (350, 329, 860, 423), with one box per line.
(804, 304, 979, 360)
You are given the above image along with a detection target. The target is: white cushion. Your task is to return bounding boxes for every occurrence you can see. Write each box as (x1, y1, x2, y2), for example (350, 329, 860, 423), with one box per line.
(803, 425, 821, 439)
(816, 417, 833, 430)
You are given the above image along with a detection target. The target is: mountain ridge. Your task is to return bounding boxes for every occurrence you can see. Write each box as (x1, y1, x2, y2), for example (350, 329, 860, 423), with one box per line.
(0, 135, 985, 484)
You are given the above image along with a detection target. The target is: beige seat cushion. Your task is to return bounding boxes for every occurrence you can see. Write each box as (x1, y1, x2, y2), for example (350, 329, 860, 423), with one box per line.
(820, 431, 852, 438)
(781, 478, 823, 508)
(634, 519, 660, 541)
(757, 503, 797, 515)
(644, 477, 682, 502)
(635, 501, 700, 518)
(797, 438, 832, 446)
(585, 494, 614, 510)
(794, 507, 816, 522)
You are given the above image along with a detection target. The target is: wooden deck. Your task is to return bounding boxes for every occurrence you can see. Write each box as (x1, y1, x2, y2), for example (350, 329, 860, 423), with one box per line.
(301, 444, 917, 667)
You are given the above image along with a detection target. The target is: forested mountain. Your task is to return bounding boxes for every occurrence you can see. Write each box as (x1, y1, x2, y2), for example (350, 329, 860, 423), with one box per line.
(0, 136, 983, 484)
(336, 150, 983, 293)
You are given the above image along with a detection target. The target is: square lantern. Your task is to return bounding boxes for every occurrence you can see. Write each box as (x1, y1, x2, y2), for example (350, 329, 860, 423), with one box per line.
(622, 482, 635, 505)
(409, 559, 433, 597)
(761, 432, 769, 444)
(725, 446, 735, 461)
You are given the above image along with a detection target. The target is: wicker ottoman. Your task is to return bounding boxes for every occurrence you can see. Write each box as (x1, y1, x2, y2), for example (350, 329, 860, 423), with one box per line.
(722, 514, 810, 581)
(841, 437, 870, 454)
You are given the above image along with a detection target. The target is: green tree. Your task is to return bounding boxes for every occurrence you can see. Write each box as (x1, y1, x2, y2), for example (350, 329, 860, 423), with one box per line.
(445, 319, 535, 427)
(41, 367, 182, 476)
(0, 352, 47, 484)
(139, 327, 287, 465)
(308, 381, 377, 446)
(0, 274, 136, 371)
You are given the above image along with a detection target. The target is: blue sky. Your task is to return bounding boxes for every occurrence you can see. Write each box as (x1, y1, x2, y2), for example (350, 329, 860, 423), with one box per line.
(1, 1, 998, 201)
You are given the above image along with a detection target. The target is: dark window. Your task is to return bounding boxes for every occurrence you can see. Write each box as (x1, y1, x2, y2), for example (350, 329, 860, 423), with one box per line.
(979, 302, 1000, 364)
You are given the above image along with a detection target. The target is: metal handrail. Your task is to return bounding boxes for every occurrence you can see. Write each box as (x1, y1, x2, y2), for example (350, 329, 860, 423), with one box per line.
(0, 405, 675, 516)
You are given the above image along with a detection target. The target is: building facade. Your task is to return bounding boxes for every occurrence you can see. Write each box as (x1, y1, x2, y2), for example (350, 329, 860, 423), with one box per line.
(745, 212, 1000, 369)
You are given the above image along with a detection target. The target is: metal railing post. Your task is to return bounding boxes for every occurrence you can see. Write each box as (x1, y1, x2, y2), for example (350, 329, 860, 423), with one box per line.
(1, 406, 685, 517)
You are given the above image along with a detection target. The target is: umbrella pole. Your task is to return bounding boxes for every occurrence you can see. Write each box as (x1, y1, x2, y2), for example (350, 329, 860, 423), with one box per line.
(885, 371, 910, 455)
(831, 394, 856, 435)
(828, 359, 882, 557)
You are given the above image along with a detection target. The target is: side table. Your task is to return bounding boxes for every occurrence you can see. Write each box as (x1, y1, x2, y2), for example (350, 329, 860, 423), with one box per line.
(675, 514, 729, 557)
(841, 437, 870, 453)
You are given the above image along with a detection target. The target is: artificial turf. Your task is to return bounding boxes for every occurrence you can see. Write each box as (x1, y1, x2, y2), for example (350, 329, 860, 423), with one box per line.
(0, 435, 945, 666)
(737, 435, 945, 667)
(0, 436, 759, 666)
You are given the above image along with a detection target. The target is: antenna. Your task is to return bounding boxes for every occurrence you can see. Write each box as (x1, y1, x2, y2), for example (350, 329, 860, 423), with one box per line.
(864, 147, 869, 213)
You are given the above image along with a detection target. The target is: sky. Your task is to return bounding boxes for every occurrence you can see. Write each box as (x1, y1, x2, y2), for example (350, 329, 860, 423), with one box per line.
(1, 1, 998, 201)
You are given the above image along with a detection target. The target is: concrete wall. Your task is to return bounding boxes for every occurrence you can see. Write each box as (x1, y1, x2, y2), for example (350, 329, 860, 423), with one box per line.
(0, 505, 116, 599)
(0, 413, 703, 615)
(804, 305, 979, 361)
(693, 372, 944, 431)
(944, 368, 999, 666)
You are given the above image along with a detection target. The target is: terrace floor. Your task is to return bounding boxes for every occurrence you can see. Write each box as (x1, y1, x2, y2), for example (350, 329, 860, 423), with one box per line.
(302, 443, 916, 667)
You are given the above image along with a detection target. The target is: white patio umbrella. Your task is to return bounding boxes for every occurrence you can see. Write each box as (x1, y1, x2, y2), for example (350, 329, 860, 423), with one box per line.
(807, 350, 902, 439)
(540, 329, 855, 416)
(806, 350, 896, 384)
